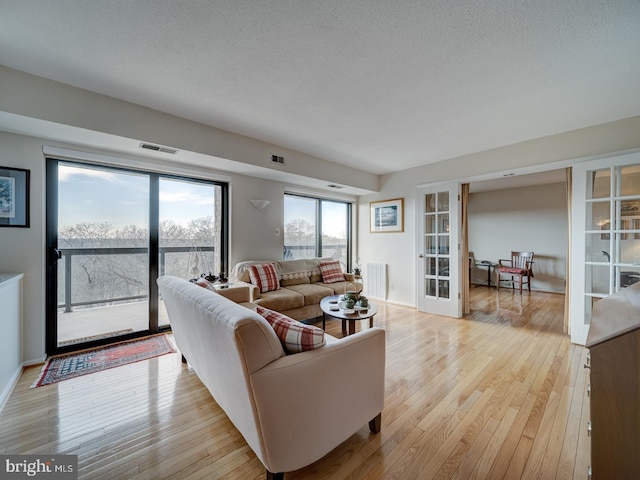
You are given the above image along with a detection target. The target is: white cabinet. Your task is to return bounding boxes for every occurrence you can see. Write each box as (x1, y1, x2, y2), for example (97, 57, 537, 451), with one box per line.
(0, 273, 23, 407)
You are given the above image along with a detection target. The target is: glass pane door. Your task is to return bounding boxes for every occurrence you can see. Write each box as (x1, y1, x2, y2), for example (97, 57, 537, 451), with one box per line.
(284, 195, 317, 259)
(571, 151, 640, 344)
(54, 163, 150, 348)
(158, 178, 220, 327)
(417, 183, 461, 317)
(584, 165, 640, 324)
(321, 200, 349, 269)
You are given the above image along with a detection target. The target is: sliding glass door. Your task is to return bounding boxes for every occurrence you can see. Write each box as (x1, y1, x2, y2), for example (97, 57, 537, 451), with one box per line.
(46, 159, 227, 355)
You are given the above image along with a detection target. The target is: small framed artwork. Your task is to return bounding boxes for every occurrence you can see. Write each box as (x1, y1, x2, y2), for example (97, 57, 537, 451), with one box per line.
(621, 200, 640, 216)
(370, 198, 404, 233)
(0, 166, 30, 228)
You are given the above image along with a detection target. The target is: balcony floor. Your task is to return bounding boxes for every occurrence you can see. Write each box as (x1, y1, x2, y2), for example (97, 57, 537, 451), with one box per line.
(57, 300, 170, 345)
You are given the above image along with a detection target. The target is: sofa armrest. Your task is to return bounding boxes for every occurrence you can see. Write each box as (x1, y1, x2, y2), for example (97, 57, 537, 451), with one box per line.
(228, 279, 260, 300)
(215, 284, 252, 303)
(249, 328, 385, 473)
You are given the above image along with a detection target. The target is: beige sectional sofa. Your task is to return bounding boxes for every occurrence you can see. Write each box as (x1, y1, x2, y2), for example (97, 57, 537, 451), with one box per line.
(157, 275, 385, 479)
(230, 258, 361, 321)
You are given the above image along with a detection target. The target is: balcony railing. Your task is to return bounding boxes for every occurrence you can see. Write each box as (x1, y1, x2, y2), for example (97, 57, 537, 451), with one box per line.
(58, 246, 215, 312)
(284, 244, 345, 260)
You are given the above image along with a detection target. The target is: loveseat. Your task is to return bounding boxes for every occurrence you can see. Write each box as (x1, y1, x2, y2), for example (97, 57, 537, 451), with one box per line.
(157, 275, 385, 480)
(230, 258, 361, 320)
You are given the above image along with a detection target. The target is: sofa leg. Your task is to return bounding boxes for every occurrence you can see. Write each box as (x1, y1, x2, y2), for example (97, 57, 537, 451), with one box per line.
(181, 354, 188, 364)
(266, 470, 284, 480)
(369, 413, 382, 434)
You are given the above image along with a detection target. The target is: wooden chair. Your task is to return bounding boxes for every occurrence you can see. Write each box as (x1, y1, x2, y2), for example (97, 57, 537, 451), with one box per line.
(496, 251, 534, 294)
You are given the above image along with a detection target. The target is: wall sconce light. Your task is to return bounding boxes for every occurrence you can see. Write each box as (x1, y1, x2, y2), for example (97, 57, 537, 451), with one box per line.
(250, 199, 270, 210)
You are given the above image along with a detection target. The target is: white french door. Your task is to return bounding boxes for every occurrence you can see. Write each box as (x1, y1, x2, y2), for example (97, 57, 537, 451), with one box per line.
(571, 151, 640, 344)
(416, 183, 462, 317)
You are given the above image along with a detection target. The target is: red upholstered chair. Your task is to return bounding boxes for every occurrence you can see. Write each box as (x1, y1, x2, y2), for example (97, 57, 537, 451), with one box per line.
(496, 251, 534, 294)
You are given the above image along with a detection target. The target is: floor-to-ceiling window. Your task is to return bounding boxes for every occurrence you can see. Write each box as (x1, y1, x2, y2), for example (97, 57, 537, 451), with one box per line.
(46, 159, 228, 354)
(283, 194, 352, 270)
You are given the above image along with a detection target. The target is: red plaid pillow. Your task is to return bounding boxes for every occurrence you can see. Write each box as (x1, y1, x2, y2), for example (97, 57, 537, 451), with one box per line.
(257, 306, 325, 354)
(248, 263, 280, 293)
(319, 260, 345, 284)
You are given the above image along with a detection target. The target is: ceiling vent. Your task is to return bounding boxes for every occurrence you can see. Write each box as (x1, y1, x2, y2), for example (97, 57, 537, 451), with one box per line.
(327, 184, 345, 189)
(140, 143, 178, 155)
(271, 154, 285, 165)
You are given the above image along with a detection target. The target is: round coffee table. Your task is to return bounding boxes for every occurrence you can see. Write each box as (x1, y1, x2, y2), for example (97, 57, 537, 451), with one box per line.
(320, 295, 377, 336)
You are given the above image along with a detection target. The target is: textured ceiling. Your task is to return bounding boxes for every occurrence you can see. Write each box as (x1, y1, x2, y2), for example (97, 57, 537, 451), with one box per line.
(1, 0, 639, 175)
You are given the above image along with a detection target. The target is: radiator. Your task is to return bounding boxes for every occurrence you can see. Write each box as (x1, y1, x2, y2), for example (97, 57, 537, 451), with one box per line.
(366, 263, 387, 300)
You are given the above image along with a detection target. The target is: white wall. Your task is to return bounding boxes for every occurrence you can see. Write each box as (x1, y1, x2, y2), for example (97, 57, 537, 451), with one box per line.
(0, 134, 46, 363)
(468, 183, 567, 293)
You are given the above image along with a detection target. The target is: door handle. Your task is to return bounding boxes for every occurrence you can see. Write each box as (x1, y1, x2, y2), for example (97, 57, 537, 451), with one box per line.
(418, 254, 425, 258)
(51, 248, 63, 261)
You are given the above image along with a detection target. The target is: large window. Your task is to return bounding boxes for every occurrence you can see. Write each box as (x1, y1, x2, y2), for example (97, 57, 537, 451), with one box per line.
(284, 194, 352, 270)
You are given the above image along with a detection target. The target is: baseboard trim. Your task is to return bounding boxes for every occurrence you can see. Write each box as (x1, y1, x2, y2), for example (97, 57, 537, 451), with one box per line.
(367, 297, 416, 309)
(0, 365, 23, 414)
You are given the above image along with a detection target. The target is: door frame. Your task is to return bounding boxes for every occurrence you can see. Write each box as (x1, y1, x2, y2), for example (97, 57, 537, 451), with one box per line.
(415, 182, 462, 318)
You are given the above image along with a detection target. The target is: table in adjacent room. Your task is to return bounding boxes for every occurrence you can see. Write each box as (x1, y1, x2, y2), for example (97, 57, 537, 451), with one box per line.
(475, 261, 498, 288)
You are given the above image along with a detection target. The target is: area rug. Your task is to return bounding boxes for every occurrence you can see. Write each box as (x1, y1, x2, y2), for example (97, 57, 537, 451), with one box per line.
(31, 335, 176, 388)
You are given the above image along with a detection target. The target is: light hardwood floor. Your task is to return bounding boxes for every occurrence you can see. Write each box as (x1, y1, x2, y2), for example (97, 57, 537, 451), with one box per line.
(0, 288, 589, 479)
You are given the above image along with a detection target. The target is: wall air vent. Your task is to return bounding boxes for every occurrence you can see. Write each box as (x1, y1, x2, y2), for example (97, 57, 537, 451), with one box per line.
(140, 143, 178, 155)
(327, 184, 345, 189)
(271, 154, 285, 165)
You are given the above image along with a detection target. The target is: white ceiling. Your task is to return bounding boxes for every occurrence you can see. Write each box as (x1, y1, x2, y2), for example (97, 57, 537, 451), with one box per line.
(1, 1, 639, 176)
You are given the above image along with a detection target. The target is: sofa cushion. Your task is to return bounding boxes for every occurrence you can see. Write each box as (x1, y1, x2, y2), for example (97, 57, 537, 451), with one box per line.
(257, 306, 326, 353)
(249, 263, 280, 293)
(254, 287, 305, 311)
(286, 283, 335, 305)
(281, 276, 311, 287)
(319, 261, 345, 283)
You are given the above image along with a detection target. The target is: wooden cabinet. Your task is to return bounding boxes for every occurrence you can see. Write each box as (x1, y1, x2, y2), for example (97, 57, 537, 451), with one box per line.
(586, 283, 640, 479)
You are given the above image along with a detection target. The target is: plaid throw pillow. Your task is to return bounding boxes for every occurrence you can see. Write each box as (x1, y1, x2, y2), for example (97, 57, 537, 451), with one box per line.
(248, 263, 280, 293)
(257, 306, 325, 354)
(319, 260, 345, 284)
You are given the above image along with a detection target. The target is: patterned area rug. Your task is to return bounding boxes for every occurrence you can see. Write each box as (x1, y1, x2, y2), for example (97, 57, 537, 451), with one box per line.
(31, 335, 176, 388)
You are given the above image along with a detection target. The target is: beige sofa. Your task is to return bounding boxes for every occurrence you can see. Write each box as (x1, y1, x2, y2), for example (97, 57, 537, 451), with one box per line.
(230, 258, 361, 320)
(157, 275, 385, 480)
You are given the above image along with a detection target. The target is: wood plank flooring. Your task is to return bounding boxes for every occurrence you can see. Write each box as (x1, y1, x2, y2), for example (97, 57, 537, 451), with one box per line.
(0, 288, 589, 479)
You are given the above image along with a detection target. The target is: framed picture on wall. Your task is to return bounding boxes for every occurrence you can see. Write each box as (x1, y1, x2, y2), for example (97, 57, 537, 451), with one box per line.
(621, 200, 640, 216)
(370, 198, 404, 233)
(0, 166, 30, 228)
